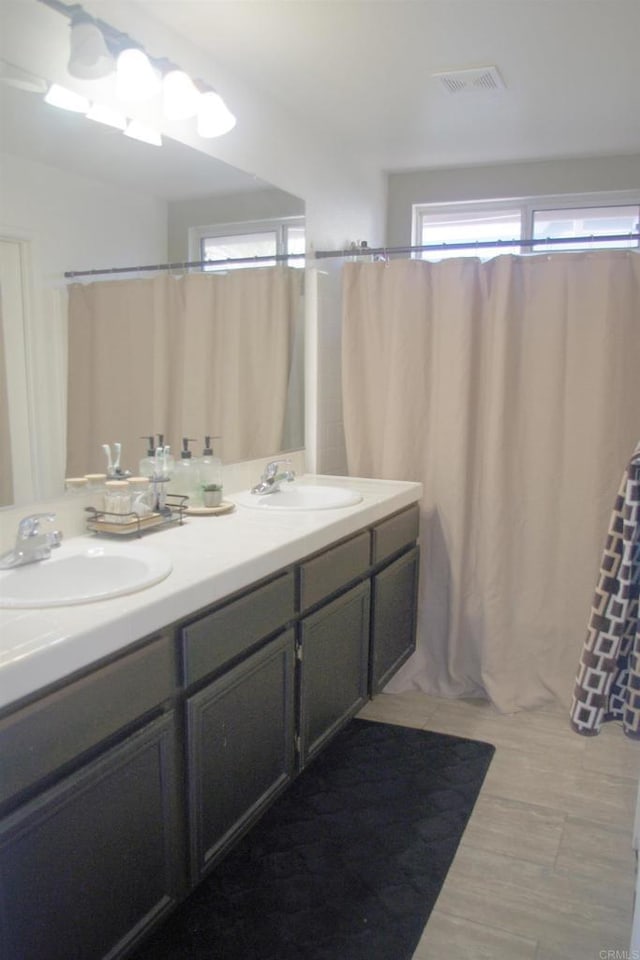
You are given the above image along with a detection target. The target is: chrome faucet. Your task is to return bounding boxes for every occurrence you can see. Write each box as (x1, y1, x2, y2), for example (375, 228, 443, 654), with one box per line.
(0, 513, 63, 569)
(251, 459, 296, 495)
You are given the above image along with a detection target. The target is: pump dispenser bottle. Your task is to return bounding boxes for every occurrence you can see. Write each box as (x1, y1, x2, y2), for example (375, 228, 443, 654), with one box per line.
(171, 437, 199, 501)
(139, 436, 156, 478)
(197, 435, 223, 507)
(139, 435, 171, 478)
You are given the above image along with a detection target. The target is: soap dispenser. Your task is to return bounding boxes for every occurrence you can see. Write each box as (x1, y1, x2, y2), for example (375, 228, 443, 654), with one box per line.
(197, 435, 223, 507)
(171, 437, 199, 501)
(139, 436, 156, 478)
(139, 435, 171, 479)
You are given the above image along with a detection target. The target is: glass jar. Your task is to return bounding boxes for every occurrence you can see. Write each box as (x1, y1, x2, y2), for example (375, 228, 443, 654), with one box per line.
(103, 480, 132, 523)
(128, 477, 153, 517)
(84, 473, 107, 494)
(65, 477, 89, 496)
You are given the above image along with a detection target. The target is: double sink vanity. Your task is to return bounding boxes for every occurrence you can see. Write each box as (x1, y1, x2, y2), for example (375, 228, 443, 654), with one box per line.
(0, 474, 421, 960)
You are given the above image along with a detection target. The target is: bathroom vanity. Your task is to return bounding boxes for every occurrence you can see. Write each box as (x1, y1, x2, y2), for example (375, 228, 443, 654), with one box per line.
(0, 476, 421, 960)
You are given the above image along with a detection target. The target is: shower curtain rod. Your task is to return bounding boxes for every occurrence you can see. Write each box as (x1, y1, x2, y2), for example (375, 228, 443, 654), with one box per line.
(64, 251, 305, 279)
(314, 233, 640, 261)
(64, 233, 639, 279)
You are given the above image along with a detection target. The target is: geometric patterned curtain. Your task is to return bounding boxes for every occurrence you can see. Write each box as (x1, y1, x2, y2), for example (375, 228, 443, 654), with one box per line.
(570, 440, 640, 738)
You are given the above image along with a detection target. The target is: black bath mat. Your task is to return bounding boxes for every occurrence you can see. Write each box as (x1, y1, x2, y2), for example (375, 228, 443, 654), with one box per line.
(131, 719, 494, 960)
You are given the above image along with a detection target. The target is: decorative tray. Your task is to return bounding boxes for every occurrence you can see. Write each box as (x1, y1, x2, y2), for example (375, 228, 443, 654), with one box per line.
(185, 501, 236, 517)
(85, 495, 187, 537)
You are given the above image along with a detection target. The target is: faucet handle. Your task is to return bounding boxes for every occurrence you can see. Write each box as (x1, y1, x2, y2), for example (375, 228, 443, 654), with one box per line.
(263, 458, 292, 480)
(17, 512, 57, 539)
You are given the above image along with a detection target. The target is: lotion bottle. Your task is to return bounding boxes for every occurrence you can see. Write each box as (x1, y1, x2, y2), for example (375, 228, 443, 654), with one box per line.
(139, 436, 156, 478)
(196, 435, 223, 507)
(170, 437, 199, 501)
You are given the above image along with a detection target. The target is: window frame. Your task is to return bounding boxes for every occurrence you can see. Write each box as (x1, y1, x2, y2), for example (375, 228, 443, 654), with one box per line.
(412, 190, 640, 259)
(188, 216, 305, 271)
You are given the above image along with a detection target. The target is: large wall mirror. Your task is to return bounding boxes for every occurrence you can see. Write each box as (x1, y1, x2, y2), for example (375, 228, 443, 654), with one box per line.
(0, 2, 305, 509)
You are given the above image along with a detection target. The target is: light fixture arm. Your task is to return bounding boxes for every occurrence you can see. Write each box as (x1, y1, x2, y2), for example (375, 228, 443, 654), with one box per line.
(38, 0, 187, 77)
(36, 0, 237, 137)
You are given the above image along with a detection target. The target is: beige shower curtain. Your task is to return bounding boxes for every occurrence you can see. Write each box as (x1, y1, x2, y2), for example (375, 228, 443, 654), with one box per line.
(343, 251, 640, 712)
(66, 267, 301, 476)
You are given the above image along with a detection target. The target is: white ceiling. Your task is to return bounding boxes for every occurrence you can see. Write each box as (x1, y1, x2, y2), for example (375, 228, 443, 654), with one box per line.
(138, 0, 640, 172)
(2, 0, 637, 200)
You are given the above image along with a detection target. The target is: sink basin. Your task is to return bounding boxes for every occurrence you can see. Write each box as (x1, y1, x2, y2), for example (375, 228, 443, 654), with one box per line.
(0, 542, 172, 608)
(233, 484, 363, 511)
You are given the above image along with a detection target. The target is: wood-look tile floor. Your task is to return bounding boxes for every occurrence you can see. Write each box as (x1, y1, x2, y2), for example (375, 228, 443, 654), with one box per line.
(356, 692, 640, 960)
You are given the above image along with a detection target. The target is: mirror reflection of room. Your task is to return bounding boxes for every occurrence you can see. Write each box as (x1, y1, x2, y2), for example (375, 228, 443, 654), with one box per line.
(0, 0, 305, 507)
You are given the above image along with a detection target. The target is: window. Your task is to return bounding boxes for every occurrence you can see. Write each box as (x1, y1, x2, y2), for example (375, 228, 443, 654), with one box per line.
(413, 193, 640, 261)
(284, 224, 306, 266)
(201, 230, 278, 270)
(531, 205, 639, 252)
(190, 217, 305, 271)
(418, 206, 522, 259)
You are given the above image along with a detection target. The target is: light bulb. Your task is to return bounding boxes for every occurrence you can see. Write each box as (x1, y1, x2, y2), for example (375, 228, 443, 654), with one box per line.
(197, 91, 236, 138)
(116, 48, 160, 102)
(44, 84, 90, 113)
(86, 103, 127, 130)
(124, 120, 162, 146)
(68, 20, 115, 80)
(163, 69, 200, 120)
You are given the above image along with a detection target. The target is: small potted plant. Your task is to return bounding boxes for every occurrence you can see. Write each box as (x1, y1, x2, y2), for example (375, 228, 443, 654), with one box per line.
(202, 483, 223, 508)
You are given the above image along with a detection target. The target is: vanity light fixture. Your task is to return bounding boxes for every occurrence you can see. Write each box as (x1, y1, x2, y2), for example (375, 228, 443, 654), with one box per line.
(0, 60, 48, 94)
(163, 68, 201, 120)
(37, 0, 237, 137)
(85, 103, 127, 130)
(124, 119, 162, 146)
(115, 47, 161, 103)
(197, 89, 237, 138)
(44, 82, 90, 113)
(67, 12, 115, 80)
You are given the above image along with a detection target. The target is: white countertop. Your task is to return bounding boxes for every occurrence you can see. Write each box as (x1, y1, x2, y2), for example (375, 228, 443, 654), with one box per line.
(0, 475, 421, 713)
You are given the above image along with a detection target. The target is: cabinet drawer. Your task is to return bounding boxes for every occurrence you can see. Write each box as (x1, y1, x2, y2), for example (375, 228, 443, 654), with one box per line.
(182, 570, 295, 686)
(0, 635, 175, 808)
(299, 531, 370, 610)
(372, 503, 420, 563)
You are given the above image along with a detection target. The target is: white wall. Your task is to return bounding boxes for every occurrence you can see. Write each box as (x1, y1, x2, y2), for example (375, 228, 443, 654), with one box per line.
(0, 153, 168, 278)
(0, 152, 168, 502)
(386, 153, 640, 247)
(167, 187, 304, 261)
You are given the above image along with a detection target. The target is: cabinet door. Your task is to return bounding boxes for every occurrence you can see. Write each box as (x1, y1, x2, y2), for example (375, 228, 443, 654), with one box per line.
(298, 581, 370, 767)
(187, 630, 295, 882)
(371, 546, 419, 694)
(0, 714, 181, 960)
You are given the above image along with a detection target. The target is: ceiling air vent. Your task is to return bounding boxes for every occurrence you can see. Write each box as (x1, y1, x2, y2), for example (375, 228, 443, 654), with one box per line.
(433, 66, 505, 94)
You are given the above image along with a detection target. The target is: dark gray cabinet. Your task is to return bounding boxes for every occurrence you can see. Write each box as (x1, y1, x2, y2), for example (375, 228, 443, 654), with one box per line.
(0, 634, 175, 810)
(0, 713, 181, 960)
(181, 571, 295, 686)
(370, 546, 420, 693)
(186, 630, 296, 880)
(0, 500, 420, 960)
(298, 581, 370, 766)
